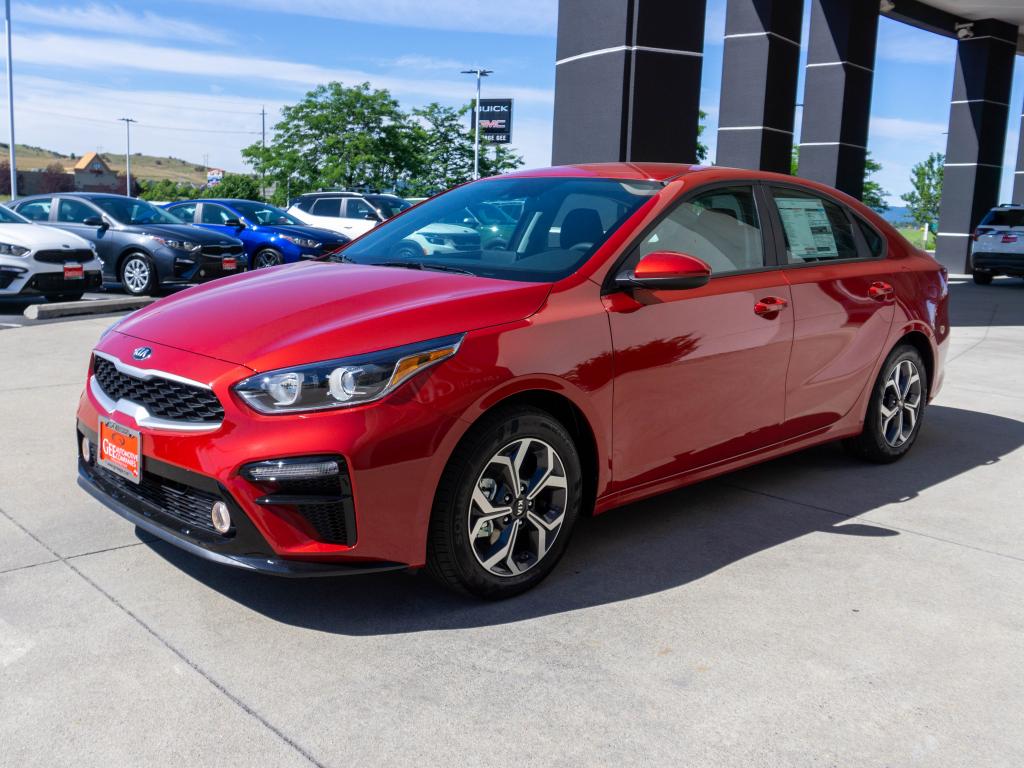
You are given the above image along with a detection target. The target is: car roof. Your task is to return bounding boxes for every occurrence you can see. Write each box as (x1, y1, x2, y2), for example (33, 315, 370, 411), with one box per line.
(295, 191, 362, 198)
(503, 162, 708, 182)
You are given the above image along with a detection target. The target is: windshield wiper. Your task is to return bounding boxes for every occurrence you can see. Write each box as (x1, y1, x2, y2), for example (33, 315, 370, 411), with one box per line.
(371, 260, 476, 276)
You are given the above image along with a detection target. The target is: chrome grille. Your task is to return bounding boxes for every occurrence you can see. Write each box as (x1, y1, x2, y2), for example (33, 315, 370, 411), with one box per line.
(93, 356, 224, 424)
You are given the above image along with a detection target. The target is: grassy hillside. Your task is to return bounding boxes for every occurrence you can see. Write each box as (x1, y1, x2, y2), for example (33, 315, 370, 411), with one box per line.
(0, 143, 209, 184)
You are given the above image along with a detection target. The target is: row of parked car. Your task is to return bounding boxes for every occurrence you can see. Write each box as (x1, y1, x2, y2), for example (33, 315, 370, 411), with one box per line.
(0, 186, 526, 300)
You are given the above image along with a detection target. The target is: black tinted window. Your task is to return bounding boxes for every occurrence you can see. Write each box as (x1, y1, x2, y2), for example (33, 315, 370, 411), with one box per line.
(57, 198, 97, 223)
(312, 198, 342, 217)
(633, 186, 764, 275)
(168, 203, 197, 222)
(771, 188, 858, 263)
(18, 199, 52, 221)
(980, 209, 1024, 228)
(856, 218, 885, 258)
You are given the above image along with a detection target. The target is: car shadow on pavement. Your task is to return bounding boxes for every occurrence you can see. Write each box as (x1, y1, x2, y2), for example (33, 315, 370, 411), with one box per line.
(143, 404, 1024, 634)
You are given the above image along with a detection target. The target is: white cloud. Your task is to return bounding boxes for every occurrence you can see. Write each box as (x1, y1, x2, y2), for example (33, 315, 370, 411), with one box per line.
(17, 2, 229, 45)
(184, 0, 557, 36)
(12, 33, 554, 106)
(869, 116, 946, 143)
(385, 55, 470, 72)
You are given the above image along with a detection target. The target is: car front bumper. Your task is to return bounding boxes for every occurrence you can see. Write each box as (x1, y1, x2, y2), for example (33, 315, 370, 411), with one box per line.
(155, 247, 248, 284)
(75, 333, 465, 575)
(0, 256, 104, 296)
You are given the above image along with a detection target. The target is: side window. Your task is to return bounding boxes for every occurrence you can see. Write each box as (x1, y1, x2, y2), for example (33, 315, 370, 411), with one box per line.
(18, 199, 52, 221)
(168, 203, 197, 223)
(633, 186, 765, 275)
(855, 217, 885, 258)
(200, 204, 232, 225)
(56, 198, 97, 223)
(311, 198, 342, 217)
(770, 188, 859, 263)
(345, 198, 377, 220)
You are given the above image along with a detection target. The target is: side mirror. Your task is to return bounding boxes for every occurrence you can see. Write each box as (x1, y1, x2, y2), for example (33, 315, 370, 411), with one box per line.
(82, 216, 107, 229)
(224, 218, 245, 229)
(363, 212, 380, 221)
(616, 251, 711, 291)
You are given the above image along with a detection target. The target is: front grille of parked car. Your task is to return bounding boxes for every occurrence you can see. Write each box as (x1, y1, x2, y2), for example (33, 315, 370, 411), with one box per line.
(244, 457, 356, 546)
(34, 248, 95, 264)
(93, 356, 224, 424)
(201, 244, 244, 257)
(449, 233, 481, 251)
(86, 442, 229, 537)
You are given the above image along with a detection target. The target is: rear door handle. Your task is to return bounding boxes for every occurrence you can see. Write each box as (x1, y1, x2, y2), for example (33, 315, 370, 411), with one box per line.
(869, 281, 895, 301)
(754, 296, 788, 316)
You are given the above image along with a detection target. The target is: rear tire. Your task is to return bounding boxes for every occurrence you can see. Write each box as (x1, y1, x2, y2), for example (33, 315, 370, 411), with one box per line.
(426, 406, 582, 599)
(973, 271, 993, 285)
(844, 344, 928, 463)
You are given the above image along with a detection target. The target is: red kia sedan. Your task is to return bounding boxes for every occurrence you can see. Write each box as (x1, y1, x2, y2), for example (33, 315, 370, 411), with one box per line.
(76, 163, 949, 598)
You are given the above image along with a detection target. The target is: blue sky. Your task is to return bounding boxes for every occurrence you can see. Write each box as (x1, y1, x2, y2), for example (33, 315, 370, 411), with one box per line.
(4, 0, 1023, 205)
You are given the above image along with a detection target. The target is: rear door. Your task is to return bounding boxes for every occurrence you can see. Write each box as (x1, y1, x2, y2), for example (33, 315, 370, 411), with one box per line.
(296, 197, 349, 235)
(165, 202, 198, 224)
(607, 183, 794, 491)
(764, 184, 895, 437)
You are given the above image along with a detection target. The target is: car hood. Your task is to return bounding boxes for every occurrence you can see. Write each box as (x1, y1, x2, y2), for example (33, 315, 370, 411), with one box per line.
(121, 223, 242, 245)
(0, 223, 92, 250)
(112, 261, 551, 371)
(263, 224, 348, 242)
(422, 223, 478, 235)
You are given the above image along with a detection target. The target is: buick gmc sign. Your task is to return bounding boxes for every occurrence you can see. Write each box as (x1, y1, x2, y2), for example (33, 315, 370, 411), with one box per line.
(474, 98, 513, 144)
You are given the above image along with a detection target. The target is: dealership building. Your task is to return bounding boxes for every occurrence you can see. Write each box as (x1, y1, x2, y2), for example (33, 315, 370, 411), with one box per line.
(552, 0, 1024, 274)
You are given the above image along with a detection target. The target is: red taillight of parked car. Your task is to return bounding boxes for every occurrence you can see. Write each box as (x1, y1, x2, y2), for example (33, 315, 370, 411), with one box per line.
(1001, 234, 1018, 244)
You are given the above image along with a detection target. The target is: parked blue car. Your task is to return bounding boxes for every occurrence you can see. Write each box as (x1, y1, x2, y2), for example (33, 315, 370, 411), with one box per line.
(164, 198, 350, 269)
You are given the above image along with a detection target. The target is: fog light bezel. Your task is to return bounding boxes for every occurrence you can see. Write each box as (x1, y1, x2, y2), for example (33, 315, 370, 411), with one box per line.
(210, 501, 232, 534)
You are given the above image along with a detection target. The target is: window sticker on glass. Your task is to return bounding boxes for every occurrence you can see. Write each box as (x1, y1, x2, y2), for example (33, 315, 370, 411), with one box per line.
(775, 197, 839, 260)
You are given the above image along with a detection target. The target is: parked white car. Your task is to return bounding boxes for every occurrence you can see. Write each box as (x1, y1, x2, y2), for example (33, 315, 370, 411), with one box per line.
(0, 204, 103, 301)
(287, 192, 383, 238)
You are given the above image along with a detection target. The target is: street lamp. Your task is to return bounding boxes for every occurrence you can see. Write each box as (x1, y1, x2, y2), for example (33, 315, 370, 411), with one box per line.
(4, 0, 16, 197)
(119, 117, 137, 196)
(461, 68, 492, 180)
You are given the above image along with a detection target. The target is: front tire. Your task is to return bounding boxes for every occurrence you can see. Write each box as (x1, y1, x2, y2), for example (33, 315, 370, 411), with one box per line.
(844, 344, 928, 463)
(254, 248, 283, 269)
(426, 406, 582, 599)
(973, 270, 993, 285)
(120, 252, 157, 296)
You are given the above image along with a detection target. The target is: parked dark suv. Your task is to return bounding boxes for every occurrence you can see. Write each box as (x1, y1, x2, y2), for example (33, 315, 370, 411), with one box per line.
(10, 193, 246, 296)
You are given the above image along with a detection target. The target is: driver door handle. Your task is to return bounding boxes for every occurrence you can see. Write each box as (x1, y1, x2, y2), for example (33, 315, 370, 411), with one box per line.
(869, 281, 895, 301)
(754, 296, 788, 316)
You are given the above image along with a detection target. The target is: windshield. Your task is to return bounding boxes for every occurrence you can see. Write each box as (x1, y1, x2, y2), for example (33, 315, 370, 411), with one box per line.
(365, 195, 411, 219)
(980, 209, 1024, 228)
(339, 177, 660, 282)
(93, 197, 184, 226)
(230, 201, 304, 226)
(0, 204, 28, 224)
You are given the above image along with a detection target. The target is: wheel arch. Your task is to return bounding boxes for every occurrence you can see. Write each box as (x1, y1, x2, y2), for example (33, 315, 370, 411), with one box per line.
(897, 329, 935, 395)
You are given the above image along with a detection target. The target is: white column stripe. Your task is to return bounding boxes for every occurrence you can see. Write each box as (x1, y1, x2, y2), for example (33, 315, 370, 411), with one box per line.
(945, 162, 1002, 168)
(799, 141, 867, 149)
(718, 125, 793, 135)
(806, 60, 873, 74)
(951, 98, 1009, 107)
(556, 45, 702, 66)
(937, 232, 971, 237)
(723, 30, 800, 47)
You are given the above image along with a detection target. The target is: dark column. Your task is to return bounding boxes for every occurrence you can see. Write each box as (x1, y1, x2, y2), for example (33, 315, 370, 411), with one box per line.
(797, 0, 879, 198)
(552, 0, 706, 165)
(716, 0, 803, 173)
(935, 19, 1017, 273)
(1012, 96, 1024, 204)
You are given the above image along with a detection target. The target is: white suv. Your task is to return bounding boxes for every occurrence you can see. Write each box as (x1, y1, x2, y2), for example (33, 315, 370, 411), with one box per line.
(0, 204, 103, 301)
(287, 192, 384, 238)
(971, 204, 1024, 285)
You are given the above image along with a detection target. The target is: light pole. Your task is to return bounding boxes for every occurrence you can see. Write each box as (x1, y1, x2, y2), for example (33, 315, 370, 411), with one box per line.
(461, 68, 492, 180)
(119, 117, 136, 195)
(4, 0, 16, 197)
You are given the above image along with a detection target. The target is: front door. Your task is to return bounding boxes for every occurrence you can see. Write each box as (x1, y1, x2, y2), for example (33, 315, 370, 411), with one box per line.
(53, 197, 119, 277)
(764, 185, 896, 437)
(607, 184, 794, 493)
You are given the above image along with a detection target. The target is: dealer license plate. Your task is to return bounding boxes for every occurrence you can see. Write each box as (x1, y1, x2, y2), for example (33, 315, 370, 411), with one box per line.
(222, 257, 237, 271)
(64, 263, 84, 280)
(97, 417, 142, 484)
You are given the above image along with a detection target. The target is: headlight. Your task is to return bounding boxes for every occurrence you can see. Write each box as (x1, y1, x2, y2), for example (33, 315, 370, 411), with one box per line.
(423, 234, 450, 246)
(0, 242, 30, 257)
(233, 334, 464, 414)
(145, 235, 197, 251)
(280, 234, 321, 249)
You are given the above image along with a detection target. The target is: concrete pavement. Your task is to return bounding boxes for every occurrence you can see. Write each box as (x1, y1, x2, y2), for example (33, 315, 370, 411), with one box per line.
(1, 277, 1022, 766)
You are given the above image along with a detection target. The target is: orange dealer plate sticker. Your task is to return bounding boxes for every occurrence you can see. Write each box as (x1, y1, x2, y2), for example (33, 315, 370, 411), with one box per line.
(97, 416, 142, 484)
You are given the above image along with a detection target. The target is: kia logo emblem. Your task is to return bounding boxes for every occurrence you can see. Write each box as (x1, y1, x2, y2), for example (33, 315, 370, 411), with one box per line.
(132, 347, 152, 361)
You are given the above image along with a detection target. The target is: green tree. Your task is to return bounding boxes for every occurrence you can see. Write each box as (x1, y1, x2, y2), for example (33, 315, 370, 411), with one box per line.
(861, 152, 890, 213)
(139, 179, 195, 202)
(696, 110, 709, 163)
(243, 82, 416, 199)
(901, 152, 944, 229)
(201, 173, 261, 201)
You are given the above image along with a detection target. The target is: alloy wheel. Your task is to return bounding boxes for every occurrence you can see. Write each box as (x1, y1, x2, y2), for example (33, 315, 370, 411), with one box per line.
(122, 257, 150, 293)
(255, 250, 281, 268)
(880, 359, 923, 448)
(468, 437, 569, 578)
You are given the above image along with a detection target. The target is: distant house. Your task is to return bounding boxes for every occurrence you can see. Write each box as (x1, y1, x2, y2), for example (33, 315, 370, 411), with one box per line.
(74, 152, 120, 193)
